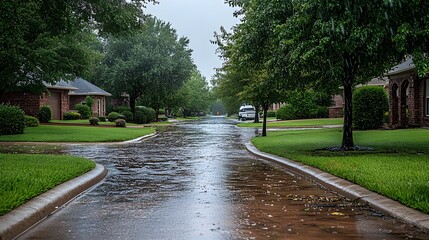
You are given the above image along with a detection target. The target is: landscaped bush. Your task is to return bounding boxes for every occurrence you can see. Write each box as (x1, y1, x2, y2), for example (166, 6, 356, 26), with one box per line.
(37, 105, 52, 123)
(113, 106, 131, 113)
(266, 111, 276, 118)
(98, 116, 106, 122)
(89, 117, 100, 125)
(108, 112, 123, 122)
(25, 116, 39, 127)
(276, 105, 298, 120)
(75, 104, 92, 119)
(120, 110, 133, 122)
(115, 119, 126, 127)
(63, 111, 81, 120)
(0, 104, 25, 135)
(85, 96, 94, 109)
(310, 106, 329, 119)
(353, 86, 388, 130)
(134, 107, 156, 124)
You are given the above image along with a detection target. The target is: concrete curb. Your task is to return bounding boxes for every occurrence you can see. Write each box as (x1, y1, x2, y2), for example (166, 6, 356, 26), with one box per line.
(245, 142, 429, 232)
(0, 164, 107, 240)
(120, 133, 158, 144)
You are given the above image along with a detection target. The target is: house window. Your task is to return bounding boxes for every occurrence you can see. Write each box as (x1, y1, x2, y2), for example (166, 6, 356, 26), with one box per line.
(426, 79, 429, 116)
(98, 98, 101, 116)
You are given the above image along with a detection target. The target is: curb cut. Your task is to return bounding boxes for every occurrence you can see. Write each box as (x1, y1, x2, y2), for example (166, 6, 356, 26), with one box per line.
(0, 164, 107, 240)
(245, 142, 429, 232)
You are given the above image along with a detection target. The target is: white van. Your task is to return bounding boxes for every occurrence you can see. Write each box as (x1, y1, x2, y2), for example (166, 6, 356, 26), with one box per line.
(238, 105, 256, 121)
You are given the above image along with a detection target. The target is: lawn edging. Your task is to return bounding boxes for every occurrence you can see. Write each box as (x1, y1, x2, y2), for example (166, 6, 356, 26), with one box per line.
(0, 163, 107, 240)
(245, 142, 429, 232)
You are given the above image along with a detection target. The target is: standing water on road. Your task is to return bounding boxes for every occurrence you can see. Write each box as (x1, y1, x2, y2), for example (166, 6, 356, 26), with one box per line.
(20, 117, 428, 239)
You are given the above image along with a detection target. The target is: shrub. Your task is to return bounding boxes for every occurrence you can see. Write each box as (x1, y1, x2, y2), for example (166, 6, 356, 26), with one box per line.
(75, 104, 92, 119)
(266, 110, 276, 118)
(134, 107, 156, 124)
(85, 96, 94, 109)
(310, 106, 329, 119)
(25, 116, 39, 127)
(276, 105, 298, 120)
(89, 117, 100, 125)
(63, 111, 81, 120)
(353, 86, 389, 130)
(113, 106, 131, 113)
(120, 110, 133, 122)
(108, 112, 120, 122)
(115, 119, 126, 127)
(37, 105, 52, 123)
(98, 116, 106, 122)
(0, 104, 25, 135)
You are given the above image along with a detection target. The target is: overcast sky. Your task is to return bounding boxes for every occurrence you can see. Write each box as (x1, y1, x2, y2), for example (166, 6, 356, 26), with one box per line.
(145, 0, 240, 81)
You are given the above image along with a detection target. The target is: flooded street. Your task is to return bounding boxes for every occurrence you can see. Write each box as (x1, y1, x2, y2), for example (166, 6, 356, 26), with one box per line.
(20, 117, 428, 239)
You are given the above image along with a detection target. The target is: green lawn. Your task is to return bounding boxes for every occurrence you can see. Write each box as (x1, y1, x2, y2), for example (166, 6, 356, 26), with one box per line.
(0, 125, 156, 142)
(252, 128, 429, 213)
(51, 119, 141, 126)
(0, 154, 95, 215)
(238, 118, 343, 128)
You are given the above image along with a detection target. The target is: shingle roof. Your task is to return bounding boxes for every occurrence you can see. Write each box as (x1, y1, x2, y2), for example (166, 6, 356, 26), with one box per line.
(387, 58, 415, 76)
(44, 80, 78, 90)
(68, 77, 111, 96)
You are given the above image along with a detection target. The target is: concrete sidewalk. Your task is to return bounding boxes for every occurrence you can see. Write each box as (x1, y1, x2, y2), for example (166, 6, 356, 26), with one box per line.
(0, 164, 107, 240)
(246, 142, 429, 232)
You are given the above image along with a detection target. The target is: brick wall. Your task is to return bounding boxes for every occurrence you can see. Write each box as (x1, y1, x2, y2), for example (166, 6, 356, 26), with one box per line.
(0, 92, 41, 116)
(70, 95, 108, 117)
(328, 106, 343, 118)
(388, 71, 428, 128)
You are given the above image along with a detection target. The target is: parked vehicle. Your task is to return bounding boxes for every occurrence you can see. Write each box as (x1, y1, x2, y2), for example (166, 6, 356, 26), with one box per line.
(238, 105, 256, 121)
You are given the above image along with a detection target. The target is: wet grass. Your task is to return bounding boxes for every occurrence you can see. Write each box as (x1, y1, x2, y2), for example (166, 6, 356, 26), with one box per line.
(51, 119, 141, 126)
(0, 144, 66, 154)
(0, 125, 156, 142)
(238, 118, 343, 128)
(252, 128, 429, 213)
(0, 153, 95, 216)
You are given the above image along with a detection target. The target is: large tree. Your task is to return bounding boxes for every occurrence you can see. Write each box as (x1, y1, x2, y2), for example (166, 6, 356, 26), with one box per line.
(175, 70, 213, 117)
(101, 17, 193, 115)
(0, 0, 155, 96)
(227, 0, 429, 150)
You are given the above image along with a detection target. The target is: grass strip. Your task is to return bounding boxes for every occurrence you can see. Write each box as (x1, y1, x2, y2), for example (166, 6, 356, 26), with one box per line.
(252, 128, 429, 213)
(0, 154, 95, 215)
(0, 125, 156, 142)
(50, 120, 141, 126)
(238, 118, 343, 128)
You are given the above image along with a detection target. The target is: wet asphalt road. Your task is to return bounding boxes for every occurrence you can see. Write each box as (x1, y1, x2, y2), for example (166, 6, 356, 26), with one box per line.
(20, 117, 428, 239)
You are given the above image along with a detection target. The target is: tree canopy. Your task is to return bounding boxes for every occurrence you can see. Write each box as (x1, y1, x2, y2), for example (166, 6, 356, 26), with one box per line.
(98, 17, 194, 115)
(220, 0, 429, 149)
(0, 0, 155, 95)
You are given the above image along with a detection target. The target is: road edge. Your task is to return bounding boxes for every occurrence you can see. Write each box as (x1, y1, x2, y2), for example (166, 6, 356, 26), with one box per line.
(245, 142, 429, 232)
(0, 163, 107, 240)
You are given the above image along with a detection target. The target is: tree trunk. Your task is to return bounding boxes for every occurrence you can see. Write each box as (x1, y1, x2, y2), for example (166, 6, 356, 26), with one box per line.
(341, 57, 355, 150)
(254, 104, 260, 123)
(129, 95, 137, 116)
(155, 108, 159, 122)
(262, 105, 269, 137)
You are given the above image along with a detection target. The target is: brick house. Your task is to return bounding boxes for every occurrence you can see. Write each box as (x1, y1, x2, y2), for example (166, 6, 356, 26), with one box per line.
(1, 78, 111, 120)
(387, 59, 429, 128)
(65, 78, 111, 117)
(328, 78, 389, 118)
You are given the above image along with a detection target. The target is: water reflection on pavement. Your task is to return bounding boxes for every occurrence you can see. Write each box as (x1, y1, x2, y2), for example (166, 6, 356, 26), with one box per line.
(20, 117, 428, 239)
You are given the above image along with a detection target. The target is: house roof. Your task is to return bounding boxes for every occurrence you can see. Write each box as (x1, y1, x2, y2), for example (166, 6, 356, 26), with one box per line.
(68, 78, 111, 96)
(44, 80, 78, 91)
(387, 58, 416, 76)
